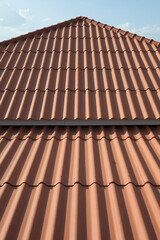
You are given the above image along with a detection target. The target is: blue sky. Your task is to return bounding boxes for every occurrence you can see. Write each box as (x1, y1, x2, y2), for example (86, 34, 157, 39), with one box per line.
(0, 0, 160, 42)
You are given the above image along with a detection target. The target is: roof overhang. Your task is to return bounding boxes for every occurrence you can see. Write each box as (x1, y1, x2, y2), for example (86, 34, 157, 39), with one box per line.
(0, 120, 160, 126)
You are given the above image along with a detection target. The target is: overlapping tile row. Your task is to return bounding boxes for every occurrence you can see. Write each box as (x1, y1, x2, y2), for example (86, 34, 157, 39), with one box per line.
(0, 17, 160, 94)
(0, 183, 160, 240)
(1, 125, 159, 140)
(1, 126, 159, 186)
(0, 89, 159, 120)
(1, 46, 159, 71)
(0, 68, 160, 92)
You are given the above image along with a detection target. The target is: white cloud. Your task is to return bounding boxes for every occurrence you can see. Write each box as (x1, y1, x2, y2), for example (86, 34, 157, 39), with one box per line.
(116, 22, 160, 41)
(41, 17, 51, 22)
(19, 9, 33, 21)
(0, 22, 34, 41)
(117, 22, 130, 29)
(0, 3, 35, 41)
(0, 3, 25, 26)
(131, 25, 160, 35)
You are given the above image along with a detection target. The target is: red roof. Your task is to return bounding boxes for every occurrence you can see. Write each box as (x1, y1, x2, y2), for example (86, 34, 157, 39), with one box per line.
(0, 17, 160, 240)
(0, 16, 160, 120)
(1, 126, 159, 186)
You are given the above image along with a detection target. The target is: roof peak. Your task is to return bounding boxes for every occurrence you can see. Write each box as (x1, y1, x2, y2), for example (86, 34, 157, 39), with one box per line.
(0, 16, 160, 47)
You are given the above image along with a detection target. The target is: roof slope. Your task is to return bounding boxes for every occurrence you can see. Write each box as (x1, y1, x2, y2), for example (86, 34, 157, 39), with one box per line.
(0, 126, 160, 240)
(0, 17, 160, 240)
(0, 16, 160, 120)
(0, 126, 160, 186)
(1, 183, 160, 240)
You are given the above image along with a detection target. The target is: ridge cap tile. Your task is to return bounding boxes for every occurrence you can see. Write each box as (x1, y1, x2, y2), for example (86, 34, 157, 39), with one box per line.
(0, 16, 160, 48)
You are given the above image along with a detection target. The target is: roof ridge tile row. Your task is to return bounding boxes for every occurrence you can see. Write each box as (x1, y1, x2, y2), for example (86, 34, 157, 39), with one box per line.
(85, 17, 160, 47)
(0, 16, 84, 46)
(0, 16, 159, 48)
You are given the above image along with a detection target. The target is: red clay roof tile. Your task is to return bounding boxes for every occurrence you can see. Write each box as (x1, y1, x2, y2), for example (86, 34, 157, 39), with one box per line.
(1, 183, 160, 240)
(0, 17, 160, 120)
(0, 17, 160, 240)
(0, 126, 159, 187)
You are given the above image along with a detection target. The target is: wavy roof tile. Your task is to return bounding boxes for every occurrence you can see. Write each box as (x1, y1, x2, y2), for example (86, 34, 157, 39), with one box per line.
(0, 17, 160, 240)
(1, 183, 160, 240)
(0, 16, 160, 120)
(0, 126, 159, 187)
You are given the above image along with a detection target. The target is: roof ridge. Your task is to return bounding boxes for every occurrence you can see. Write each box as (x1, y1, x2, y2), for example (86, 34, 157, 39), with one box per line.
(0, 16, 84, 46)
(0, 16, 160, 48)
(85, 17, 160, 48)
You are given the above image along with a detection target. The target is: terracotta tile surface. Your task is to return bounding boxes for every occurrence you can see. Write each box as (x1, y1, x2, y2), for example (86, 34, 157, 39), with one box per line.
(0, 16, 160, 120)
(1, 125, 159, 140)
(0, 89, 160, 120)
(0, 183, 160, 240)
(0, 126, 159, 186)
(0, 17, 160, 240)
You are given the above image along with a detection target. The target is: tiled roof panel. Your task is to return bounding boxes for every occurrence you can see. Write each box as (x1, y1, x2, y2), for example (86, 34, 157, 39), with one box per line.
(0, 183, 160, 240)
(0, 89, 160, 120)
(1, 125, 160, 140)
(1, 126, 159, 186)
(0, 17, 160, 240)
(1, 68, 160, 92)
(0, 17, 160, 120)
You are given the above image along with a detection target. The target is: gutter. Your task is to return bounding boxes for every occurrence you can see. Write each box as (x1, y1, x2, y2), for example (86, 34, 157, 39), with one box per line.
(0, 120, 160, 126)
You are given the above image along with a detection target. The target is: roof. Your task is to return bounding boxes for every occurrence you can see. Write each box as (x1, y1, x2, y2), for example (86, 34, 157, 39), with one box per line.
(0, 17, 160, 240)
(1, 184, 160, 240)
(0, 16, 160, 120)
(0, 126, 160, 186)
(1, 126, 160, 239)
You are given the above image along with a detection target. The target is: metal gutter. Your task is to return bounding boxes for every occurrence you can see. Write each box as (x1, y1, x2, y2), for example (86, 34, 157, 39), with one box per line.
(0, 120, 160, 126)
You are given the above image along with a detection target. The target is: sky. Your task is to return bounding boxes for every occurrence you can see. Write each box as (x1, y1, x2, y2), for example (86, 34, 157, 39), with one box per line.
(0, 0, 160, 42)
